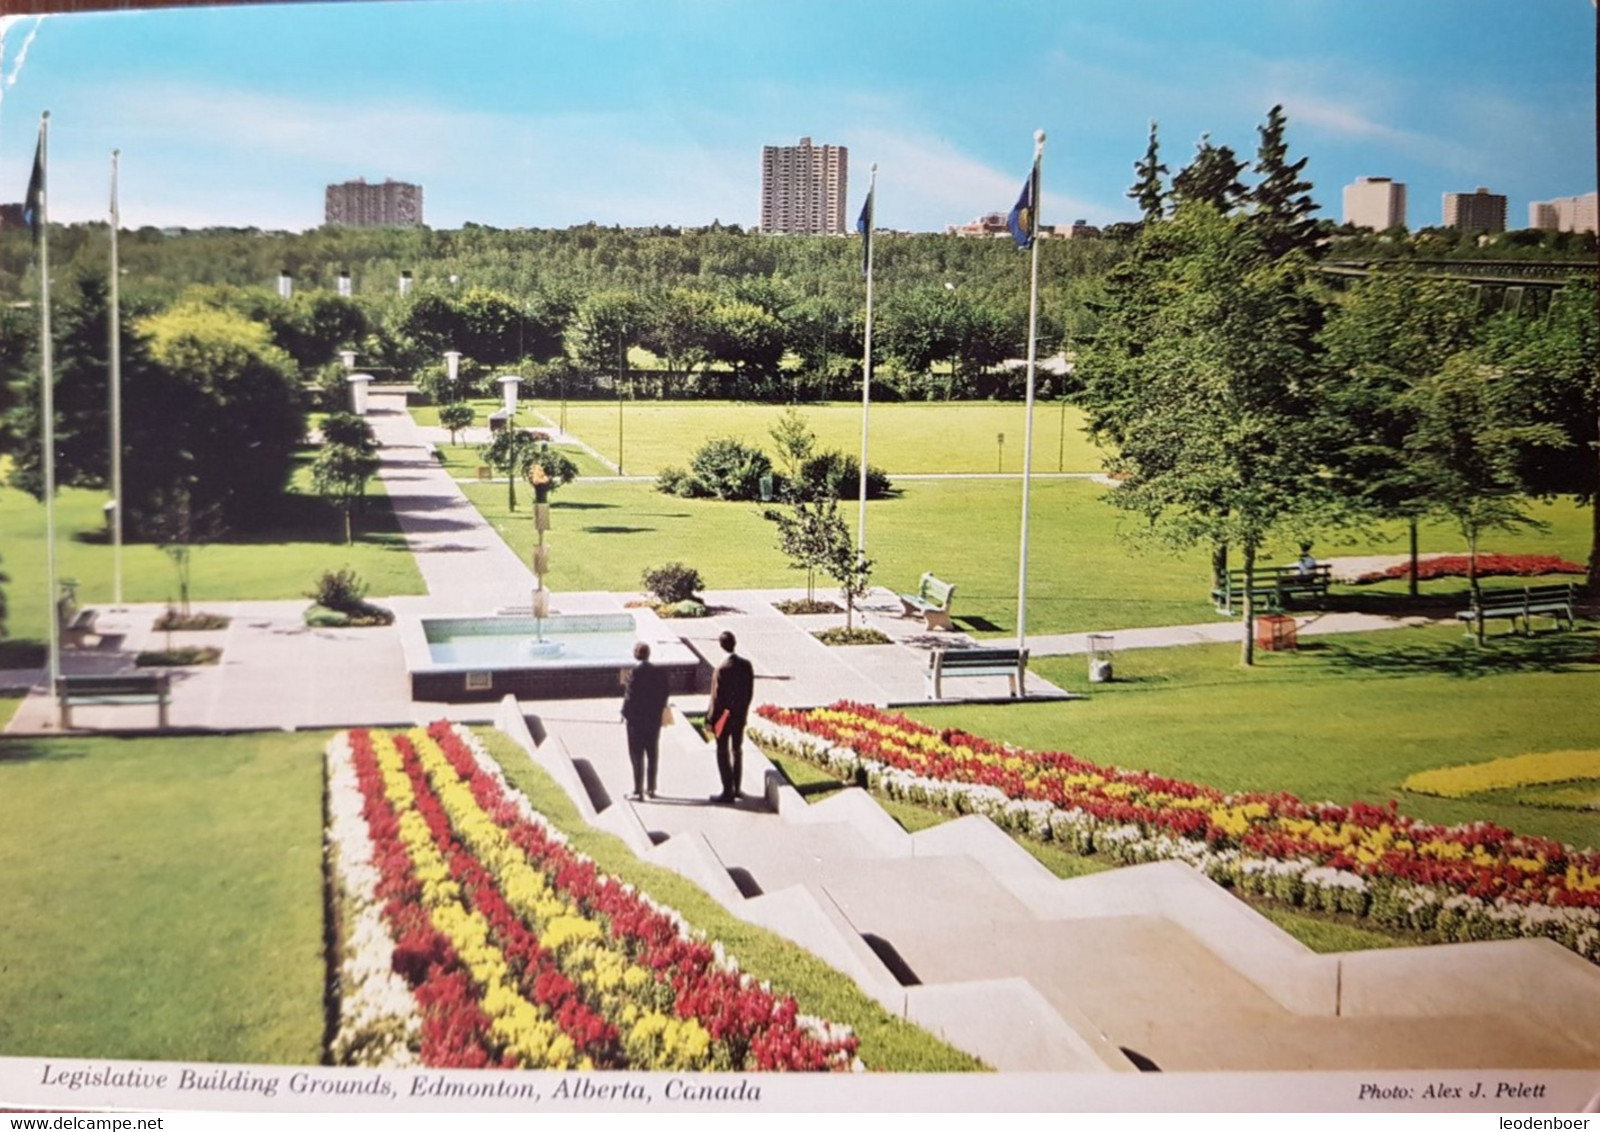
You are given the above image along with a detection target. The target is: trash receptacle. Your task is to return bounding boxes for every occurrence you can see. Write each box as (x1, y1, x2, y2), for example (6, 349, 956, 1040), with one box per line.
(1088, 634, 1114, 683)
(1256, 615, 1297, 651)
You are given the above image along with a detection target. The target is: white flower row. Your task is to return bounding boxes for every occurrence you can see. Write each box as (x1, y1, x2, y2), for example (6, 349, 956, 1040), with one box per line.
(324, 731, 422, 1067)
(750, 719, 1600, 965)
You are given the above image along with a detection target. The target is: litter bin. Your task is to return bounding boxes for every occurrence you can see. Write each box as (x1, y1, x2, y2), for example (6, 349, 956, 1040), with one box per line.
(1256, 614, 1298, 652)
(1088, 634, 1114, 683)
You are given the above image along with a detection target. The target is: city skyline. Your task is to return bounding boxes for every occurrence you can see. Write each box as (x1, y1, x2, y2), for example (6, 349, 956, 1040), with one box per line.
(0, 0, 1594, 234)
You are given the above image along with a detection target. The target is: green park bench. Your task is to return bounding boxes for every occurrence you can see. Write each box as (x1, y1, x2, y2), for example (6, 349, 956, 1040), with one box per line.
(57, 672, 171, 730)
(927, 646, 1030, 699)
(1456, 583, 1577, 637)
(899, 572, 958, 631)
(1212, 563, 1333, 617)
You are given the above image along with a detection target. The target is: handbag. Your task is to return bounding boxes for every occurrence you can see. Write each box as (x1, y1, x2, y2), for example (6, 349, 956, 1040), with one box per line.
(660, 704, 674, 728)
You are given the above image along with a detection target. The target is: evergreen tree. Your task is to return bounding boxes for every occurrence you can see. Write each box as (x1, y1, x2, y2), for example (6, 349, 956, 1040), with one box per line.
(1170, 135, 1247, 214)
(1251, 104, 1320, 260)
(1127, 120, 1169, 223)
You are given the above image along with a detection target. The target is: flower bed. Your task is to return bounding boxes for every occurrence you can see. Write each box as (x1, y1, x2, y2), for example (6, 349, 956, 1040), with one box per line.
(751, 702, 1600, 963)
(1404, 750, 1600, 799)
(1353, 554, 1585, 585)
(326, 723, 859, 1070)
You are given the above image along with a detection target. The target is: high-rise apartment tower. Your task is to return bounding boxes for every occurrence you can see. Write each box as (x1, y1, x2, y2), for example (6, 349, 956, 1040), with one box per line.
(1342, 176, 1407, 231)
(325, 178, 424, 227)
(759, 137, 848, 235)
(1442, 187, 1507, 234)
(1529, 192, 1598, 234)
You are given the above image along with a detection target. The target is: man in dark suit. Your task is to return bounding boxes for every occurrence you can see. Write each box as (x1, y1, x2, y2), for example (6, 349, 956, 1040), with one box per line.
(620, 641, 670, 801)
(706, 630, 754, 804)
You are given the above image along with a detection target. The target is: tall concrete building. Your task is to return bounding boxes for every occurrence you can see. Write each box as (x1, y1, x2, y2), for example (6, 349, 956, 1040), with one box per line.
(1442, 187, 1507, 234)
(325, 178, 424, 227)
(1342, 176, 1407, 231)
(759, 137, 848, 235)
(1529, 191, 1598, 234)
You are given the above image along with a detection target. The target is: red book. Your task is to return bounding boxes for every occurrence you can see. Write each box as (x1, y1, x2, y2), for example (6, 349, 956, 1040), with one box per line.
(712, 710, 730, 738)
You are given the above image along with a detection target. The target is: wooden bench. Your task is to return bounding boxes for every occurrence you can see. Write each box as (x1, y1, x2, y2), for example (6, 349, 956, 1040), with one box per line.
(1212, 564, 1332, 616)
(927, 647, 1029, 699)
(1456, 583, 1577, 637)
(899, 572, 957, 631)
(57, 672, 171, 729)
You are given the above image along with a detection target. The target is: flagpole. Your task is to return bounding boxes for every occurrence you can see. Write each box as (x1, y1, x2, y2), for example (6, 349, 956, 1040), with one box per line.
(36, 113, 61, 702)
(857, 163, 876, 554)
(109, 150, 125, 609)
(1017, 130, 1045, 654)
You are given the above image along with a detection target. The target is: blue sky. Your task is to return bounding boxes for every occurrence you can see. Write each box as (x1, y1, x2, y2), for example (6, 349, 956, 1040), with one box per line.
(0, 0, 1594, 233)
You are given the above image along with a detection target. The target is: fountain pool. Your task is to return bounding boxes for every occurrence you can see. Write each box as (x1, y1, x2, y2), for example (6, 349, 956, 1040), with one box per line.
(403, 613, 704, 702)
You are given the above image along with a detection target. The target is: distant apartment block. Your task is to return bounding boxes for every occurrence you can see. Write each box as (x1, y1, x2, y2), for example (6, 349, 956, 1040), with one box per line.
(948, 213, 1097, 239)
(1528, 191, 1598, 234)
(1342, 176, 1407, 230)
(325, 178, 424, 227)
(759, 137, 848, 234)
(1442, 187, 1507, 234)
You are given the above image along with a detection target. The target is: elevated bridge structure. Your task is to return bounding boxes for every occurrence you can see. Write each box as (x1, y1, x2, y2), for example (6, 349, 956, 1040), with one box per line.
(1317, 258, 1596, 314)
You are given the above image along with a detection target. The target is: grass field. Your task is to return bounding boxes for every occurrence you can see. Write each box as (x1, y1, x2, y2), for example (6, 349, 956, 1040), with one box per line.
(1, 454, 426, 646)
(414, 398, 1108, 476)
(463, 473, 1592, 637)
(0, 730, 327, 1063)
(907, 625, 1600, 851)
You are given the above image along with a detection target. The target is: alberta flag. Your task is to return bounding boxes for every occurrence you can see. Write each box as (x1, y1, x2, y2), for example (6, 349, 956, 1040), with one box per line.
(22, 132, 44, 243)
(856, 186, 874, 276)
(1006, 163, 1037, 250)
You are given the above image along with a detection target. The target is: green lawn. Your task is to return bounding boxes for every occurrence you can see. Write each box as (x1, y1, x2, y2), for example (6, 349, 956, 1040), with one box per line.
(0, 730, 327, 1063)
(512, 399, 1108, 477)
(467, 475, 1592, 637)
(906, 625, 1600, 851)
(0, 454, 425, 645)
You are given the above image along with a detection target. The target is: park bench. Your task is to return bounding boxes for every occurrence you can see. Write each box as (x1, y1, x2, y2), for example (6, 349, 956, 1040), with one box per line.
(899, 573, 957, 631)
(1212, 564, 1332, 616)
(1456, 583, 1577, 637)
(56, 672, 171, 729)
(927, 646, 1030, 699)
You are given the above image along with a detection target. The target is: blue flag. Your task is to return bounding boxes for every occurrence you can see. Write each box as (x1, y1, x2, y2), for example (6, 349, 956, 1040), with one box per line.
(856, 187, 873, 276)
(22, 135, 44, 243)
(1006, 164, 1036, 249)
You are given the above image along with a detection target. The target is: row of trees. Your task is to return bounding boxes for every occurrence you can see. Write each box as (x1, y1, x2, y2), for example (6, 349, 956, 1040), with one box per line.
(1078, 108, 1597, 662)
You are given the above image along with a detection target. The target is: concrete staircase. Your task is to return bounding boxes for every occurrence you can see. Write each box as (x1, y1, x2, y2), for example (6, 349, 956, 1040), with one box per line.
(490, 699, 1600, 1073)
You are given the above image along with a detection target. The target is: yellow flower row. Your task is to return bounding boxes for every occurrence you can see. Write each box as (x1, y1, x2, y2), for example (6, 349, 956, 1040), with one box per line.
(402, 729, 716, 1070)
(1404, 749, 1600, 799)
(370, 731, 578, 1068)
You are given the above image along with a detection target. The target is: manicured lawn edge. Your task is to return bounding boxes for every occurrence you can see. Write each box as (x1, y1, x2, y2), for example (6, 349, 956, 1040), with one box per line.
(475, 728, 984, 1072)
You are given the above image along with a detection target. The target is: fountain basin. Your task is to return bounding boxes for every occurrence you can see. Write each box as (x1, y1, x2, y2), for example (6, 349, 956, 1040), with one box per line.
(404, 613, 704, 702)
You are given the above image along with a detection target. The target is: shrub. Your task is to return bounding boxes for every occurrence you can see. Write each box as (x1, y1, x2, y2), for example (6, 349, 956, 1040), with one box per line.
(309, 567, 369, 613)
(656, 465, 703, 498)
(663, 599, 709, 618)
(687, 437, 773, 501)
(798, 450, 893, 501)
(642, 562, 704, 604)
(1353, 554, 1585, 585)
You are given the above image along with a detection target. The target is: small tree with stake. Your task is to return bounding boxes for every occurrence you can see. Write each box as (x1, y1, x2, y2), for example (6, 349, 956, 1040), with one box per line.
(144, 484, 226, 621)
(823, 540, 875, 632)
(481, 428, 539, 511)
(439, 402, 475, 446)
(774, 495, 841, 604)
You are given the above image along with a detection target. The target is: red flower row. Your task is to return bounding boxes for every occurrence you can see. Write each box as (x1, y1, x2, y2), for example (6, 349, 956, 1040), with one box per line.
(1354, 554, 1585, 584)
(756, 703, 1600, 910)
(350, 724, 859, 1071)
